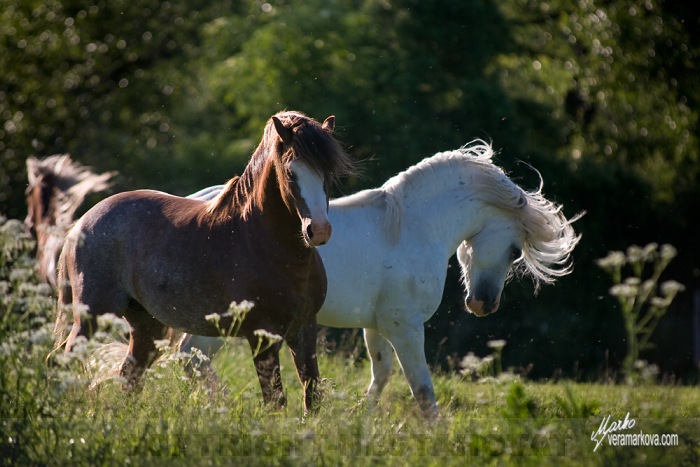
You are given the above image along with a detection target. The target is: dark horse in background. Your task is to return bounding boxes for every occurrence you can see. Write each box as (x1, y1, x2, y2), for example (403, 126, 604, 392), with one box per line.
(52, 111, 356, 413)
(24, 155, 116, 289)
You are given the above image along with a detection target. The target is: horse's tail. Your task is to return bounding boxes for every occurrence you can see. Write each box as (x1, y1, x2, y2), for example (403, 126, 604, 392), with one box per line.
(49, 242, 129, 384)
(38, 232, 65, 289)
(51, 248, 73, 355)
(50, 237, 88, 357)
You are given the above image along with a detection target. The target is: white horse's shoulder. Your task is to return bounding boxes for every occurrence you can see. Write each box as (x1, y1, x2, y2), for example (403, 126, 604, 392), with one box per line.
(331, 188, 386, 208)
(331, 188, 402, 243)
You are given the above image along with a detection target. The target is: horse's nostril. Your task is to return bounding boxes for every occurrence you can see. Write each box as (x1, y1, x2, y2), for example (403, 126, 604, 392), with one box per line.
(306, 224, 314, 239)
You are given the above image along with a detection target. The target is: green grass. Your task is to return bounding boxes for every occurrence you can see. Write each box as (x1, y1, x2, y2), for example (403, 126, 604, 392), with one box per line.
(1, 216, 698, 465)
(2, 330, 698, 466)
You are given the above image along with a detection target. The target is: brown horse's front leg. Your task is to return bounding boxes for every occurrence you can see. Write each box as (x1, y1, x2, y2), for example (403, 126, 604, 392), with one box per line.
(120, 312, 168, 391)
(249, 339, 285, 408)
(286, 321, 321, 415)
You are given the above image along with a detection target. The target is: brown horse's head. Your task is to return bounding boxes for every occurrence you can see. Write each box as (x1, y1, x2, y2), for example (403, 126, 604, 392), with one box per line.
(25, 160, 53, 241)
(269, 112, 344, 246)
(213, 111, 357, 247)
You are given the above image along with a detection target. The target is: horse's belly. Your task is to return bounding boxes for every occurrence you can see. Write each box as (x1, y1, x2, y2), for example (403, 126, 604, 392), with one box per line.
(139, 296, 229, 337)
(316, 274, 379, 328)
(128, 268, 244, 336)
(315, 225, 384, 329)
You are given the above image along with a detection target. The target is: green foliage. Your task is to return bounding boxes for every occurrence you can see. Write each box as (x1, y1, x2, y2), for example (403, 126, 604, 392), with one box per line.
(0, 0, 232, 215)
(204, 0, 518, 185)
(496, 0, 699, 196)
(2, 0, 699, 380)
(0, 216, 52, 343)
(597, 243, 685, 383)
(502, 381, 538, 419)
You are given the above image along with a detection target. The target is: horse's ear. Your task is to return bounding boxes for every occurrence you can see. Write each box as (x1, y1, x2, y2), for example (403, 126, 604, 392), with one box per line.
(322, 115, 335, 132)
(517, 192, 528, 208)
(272, 116, 294, 146)
(26, 156, 40, 185)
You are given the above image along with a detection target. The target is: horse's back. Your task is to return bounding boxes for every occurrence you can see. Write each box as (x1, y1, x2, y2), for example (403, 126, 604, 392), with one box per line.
(62, 191, 210, 311)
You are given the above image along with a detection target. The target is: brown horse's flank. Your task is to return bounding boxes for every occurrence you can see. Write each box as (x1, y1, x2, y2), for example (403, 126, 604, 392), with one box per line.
(53, 111, 355, 414)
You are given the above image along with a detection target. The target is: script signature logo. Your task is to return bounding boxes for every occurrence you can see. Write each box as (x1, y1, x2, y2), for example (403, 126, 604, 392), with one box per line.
(590, 412, 636, 452)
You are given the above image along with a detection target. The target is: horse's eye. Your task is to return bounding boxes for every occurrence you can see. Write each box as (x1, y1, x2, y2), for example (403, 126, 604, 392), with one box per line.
(510, 247, 522, 261)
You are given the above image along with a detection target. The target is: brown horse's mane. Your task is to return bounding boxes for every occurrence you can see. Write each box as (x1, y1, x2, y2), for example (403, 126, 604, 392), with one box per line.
(206, 111, 355, 223)
(25, 154, 116, 232)
(25, 154, 116, 287)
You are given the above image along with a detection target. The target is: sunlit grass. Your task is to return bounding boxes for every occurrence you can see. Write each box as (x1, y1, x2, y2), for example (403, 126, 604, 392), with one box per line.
(1, 216, 698, 465)
(4, 325, 700, 465)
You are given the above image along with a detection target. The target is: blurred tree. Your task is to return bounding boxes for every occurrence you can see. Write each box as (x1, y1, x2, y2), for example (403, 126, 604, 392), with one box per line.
(0, 0, 232, 216)
(494, 0, 699, 223)
(195, 0, 518, 192)
(1, 0, 698, 379)
(440, 0, 700, 379)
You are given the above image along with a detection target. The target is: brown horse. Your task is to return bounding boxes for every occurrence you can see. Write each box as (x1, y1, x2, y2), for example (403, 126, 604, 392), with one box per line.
(25, 155, 116, 288)
(53, 111, 355, 413)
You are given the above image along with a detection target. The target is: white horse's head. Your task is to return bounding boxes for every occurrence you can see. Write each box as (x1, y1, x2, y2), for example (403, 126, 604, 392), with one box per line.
(457, 207, 524, 316)
(456, 179, 582, 317)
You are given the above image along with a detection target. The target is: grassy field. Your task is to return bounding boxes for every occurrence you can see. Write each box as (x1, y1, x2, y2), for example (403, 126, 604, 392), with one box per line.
(1, 217, 698, 466)
(2, 323, 699, 466)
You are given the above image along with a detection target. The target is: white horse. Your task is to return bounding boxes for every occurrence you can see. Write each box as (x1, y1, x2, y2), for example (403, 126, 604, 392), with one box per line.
(183, 140, 581, 417)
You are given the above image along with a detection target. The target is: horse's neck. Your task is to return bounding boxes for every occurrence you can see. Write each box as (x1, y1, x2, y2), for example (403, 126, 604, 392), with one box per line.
(260, 166, 294, 221)
(397, 170, 486, 254)
(241, 161, 303, 246)
(236, 162, 259, 203)
(206, 160, 266, 221)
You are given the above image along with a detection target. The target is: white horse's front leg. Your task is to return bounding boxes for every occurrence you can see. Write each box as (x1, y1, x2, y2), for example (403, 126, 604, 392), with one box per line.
(379, 322, 438, 418)
(363, 328, 395, 403)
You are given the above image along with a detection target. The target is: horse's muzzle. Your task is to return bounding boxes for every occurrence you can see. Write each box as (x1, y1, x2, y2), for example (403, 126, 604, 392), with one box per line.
(465, 295, 500, 317)
(305, 220, 332, 247)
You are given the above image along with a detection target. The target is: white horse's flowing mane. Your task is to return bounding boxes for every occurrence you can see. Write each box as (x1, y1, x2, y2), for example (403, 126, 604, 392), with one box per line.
(333, 140, 582, 287)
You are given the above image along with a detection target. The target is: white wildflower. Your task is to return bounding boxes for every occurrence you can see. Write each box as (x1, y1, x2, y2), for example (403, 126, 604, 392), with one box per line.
(596, 251, 625, 270)
(205, 313, 221, 326)
(660, 280, 685, 297)
(487, 339, 507, 351)
(253, 329, 282, 344)
(610, 283, 637, 299)
(659, 244, 678, 261)
(154, 339, 171, 352)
